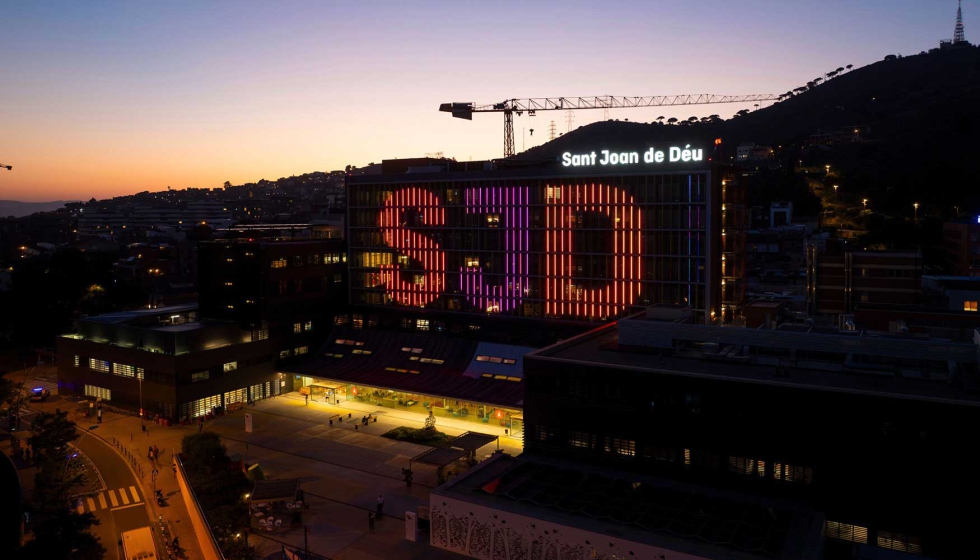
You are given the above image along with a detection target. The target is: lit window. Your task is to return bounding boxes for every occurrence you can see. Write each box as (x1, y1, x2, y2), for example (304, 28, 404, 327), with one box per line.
(84, 385, 111, 401)
(728, 456, 766, 477)
(333, 274, 342, 283)
(303, 321, 313, 331)
(293, 323, 301, 334)
(465, 257, 480, 267)
(89, 359, 110, 373)
(226, 304, 234, 310)
(271, 258, 287, 269)
(74, 355, 80, 367)
(223, 361, 237, 372)
(417, 319, 429, 331)
(877, 531, 922, 554)
(825, 521, 868, 544)
(224, 281, 234, 287)
(279, 350, 292, 359)
(568, 431, 594, 449)
(295, 346, 308, 355)
(351, 349, 372, 355)
(965, 301, 978, 312)
(225, 258, 233, 263)
(114, 363, 136, 378)
(773, 462, 813, 484)
(191, 371, 210, 383)
(605, 437, 636, 457)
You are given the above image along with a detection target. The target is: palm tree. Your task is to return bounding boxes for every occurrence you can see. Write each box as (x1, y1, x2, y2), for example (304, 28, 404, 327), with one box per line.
(846, 64, 853, 71)
(656, 116, 665, 124)
(753, 104, 760, 111)
(667, 117, 678, 125)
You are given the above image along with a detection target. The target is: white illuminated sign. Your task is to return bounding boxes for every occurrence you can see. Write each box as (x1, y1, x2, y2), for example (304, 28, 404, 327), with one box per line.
(562, 145, 704, 167)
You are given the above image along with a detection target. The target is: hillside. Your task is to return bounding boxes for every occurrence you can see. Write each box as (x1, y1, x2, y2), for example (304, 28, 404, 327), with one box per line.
(518, 46, 980, 216)
(0, 200, 74, 218)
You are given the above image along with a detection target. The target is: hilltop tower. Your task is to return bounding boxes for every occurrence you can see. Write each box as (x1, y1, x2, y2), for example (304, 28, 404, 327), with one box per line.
(954, 0, 966, 44)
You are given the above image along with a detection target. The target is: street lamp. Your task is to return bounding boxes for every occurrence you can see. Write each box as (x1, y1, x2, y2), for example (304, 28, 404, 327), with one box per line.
(833, 185, 838, 201)
(862, 198, 868, 208)
(914, 202, 919, 221)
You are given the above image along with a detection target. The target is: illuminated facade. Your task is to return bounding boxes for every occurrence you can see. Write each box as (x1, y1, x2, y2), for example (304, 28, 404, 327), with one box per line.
(349, 165, 730, 323)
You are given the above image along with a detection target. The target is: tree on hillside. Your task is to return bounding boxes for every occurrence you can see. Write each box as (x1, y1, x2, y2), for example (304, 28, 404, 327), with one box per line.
(667, 117, 678, 125)
(656, 116, 665, 124)
(846, 64, 853, 71)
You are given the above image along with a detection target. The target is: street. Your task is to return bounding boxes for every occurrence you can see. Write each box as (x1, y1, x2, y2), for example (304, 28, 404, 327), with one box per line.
(74, 432, 153, 560)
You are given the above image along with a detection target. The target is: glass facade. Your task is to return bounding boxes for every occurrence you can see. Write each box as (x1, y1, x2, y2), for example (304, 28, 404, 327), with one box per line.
(349, 173, 712, 321)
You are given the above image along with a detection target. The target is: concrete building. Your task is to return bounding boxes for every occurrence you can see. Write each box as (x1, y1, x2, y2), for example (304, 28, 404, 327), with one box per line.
(942, 216, 980, 277)
(806, 242, 922, 319)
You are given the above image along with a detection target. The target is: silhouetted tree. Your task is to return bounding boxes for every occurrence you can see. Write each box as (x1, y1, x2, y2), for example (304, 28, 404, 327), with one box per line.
(667, 117, 678, 125)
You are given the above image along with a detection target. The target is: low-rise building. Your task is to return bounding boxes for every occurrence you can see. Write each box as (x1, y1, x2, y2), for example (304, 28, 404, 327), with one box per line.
(943, 216, 980, 277)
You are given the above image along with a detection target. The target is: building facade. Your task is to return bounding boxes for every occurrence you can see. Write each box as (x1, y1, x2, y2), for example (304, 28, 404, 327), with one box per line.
(943, 217, 980, 277)
(56, 305, 289, 421)
(518, 314, 980, 559)
(347, 159, 742, 326)
(806, 242, 922, 318)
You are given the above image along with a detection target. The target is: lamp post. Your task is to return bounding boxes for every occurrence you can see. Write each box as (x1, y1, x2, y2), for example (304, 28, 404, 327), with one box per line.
(833, 185, 838, 201)
(862, 199, 868, 209)
(914, 202, 919, 221)
(138, 373, 144, 431)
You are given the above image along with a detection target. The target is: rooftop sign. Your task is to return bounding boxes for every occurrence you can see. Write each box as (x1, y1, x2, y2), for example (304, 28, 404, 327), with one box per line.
(562, 145, 704, 167)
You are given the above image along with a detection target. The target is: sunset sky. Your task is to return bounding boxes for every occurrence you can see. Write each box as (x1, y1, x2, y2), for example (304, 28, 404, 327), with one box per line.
(0, 1, 968, 201)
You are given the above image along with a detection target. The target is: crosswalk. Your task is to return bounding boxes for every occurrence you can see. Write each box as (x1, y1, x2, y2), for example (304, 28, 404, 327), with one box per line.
(76, 486, 142, 514)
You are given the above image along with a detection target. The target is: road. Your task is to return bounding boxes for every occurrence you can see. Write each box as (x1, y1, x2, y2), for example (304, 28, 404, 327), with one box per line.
(74, 430, 154, 560)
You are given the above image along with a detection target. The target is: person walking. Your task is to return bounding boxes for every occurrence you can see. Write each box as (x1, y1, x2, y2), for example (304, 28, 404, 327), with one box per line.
(368, 512, 375, 532)
(376, 494, 384, 519)
(305, 393, 309, 406)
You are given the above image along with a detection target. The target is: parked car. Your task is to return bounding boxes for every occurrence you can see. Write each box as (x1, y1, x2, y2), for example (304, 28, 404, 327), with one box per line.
(28, 387, 50, 402)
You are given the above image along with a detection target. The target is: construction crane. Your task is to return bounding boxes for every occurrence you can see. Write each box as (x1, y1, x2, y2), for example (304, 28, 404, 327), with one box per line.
(440, 94, 780, 157)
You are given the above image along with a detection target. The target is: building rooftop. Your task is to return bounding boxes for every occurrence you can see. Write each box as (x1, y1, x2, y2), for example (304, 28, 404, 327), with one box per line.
(434, 453, 819, 560)
(530, 317, 980, 406)
(81, 304, 199, 327)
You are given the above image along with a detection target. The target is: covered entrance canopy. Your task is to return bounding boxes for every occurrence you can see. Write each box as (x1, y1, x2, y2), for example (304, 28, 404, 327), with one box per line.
(446, 431, 498, 452)
(250, 479, 300, 504)
(410, 447, 468, 470)
(309, 382, 343, 390)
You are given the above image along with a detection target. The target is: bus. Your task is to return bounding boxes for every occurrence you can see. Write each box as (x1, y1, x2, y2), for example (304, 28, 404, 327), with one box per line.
(121, 527, 157, 560)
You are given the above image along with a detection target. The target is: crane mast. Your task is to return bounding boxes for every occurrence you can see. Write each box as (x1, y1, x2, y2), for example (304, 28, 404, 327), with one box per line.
(440, 94, 779, 157)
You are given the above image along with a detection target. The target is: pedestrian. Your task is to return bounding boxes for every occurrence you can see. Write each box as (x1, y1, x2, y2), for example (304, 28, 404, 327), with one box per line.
(368, 512, 375, 532)
(305, 394, 309, 406)
(376, 494, 384, 518)
(153, 445, 159, 458)
(173, 536, 179, 551)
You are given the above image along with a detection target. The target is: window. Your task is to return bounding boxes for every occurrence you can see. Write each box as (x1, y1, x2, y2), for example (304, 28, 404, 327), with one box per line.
(303, 321, 313, 331)
(336, 339, 364, 346)
(728, 456, 766, 477)
(465, 257, 480, 267)
(295, 346, 308, 355)
(860, 292, 869, 303)
(965, 300, 978, 312)
(401, 347, 423, 354)
(333, 274, 343, 283)
(224, 281, 234, 287)
(271, 258, 287, 269)
(114, 363, 136, 378)
(279, 350, 292, 359)
(353, 314, 364, 329)
(567, 431, 595, 449)
(74, 355, 80, 367)
(324, 254, 342, 264)
(334, 315, 348, 325)
(223, 361, 238, 372)
(191, 371, 210, 383)
(877, 531, 922, 554)
(419, 358, 444, 365)
(351, 349, 372, 355)
(468, 324, 480, 331)
(84, 385, 111, 401)
(293, 323, 302, 334)
(532, 426, 556, 442)
(251, 327, 268, 342)
(417, 319, 429, 331)
(89, 359, 110, 373)
(824, 521, 868, 544)
(605, 437, 636, 457)
(774, 462, 813, 484)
